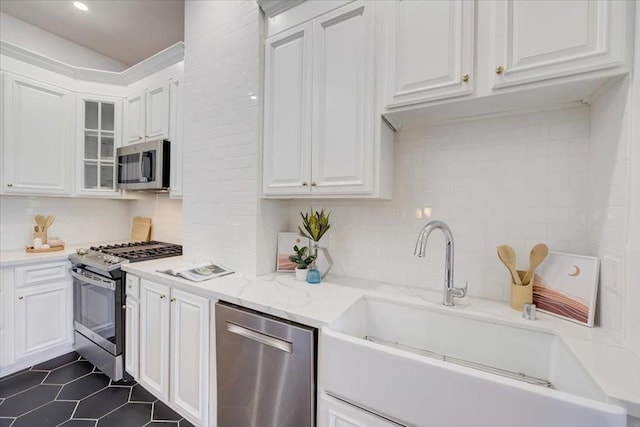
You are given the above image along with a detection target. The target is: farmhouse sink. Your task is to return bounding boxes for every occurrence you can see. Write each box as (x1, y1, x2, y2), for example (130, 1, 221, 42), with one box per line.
(320, 297, 626, 427)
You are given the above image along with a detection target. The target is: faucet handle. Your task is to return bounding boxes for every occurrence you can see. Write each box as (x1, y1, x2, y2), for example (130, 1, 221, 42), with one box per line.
(452, 281, 468, 298)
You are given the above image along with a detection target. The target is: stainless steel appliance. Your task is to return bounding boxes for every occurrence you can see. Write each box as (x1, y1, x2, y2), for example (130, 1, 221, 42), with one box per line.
(116, 139, 170, 191)
(69, 241, 182, 380)
(216, 301, 317, 427)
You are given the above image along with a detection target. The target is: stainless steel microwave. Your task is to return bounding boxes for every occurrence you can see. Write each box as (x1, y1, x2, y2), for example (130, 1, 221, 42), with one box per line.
(116, 139, 170, 191)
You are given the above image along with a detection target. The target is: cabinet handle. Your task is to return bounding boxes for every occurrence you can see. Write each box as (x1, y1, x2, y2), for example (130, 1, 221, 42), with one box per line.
(7, 183, 13, 187)
(122, 305, 126, 309)
(160, 294, 166, 299)
(311, 182, 317, 187)
(18, 296, 23, 300)
(170, 298, 176, 302)
(462, 74, 470, 82)
(302, 182, 308, 187)
(128, 285, 132, 289)
(496, 66, 505, 75)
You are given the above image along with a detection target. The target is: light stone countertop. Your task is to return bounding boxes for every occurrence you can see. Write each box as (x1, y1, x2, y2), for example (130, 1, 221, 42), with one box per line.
(122, 256, 640, 419)
(0, 242, 98, 267)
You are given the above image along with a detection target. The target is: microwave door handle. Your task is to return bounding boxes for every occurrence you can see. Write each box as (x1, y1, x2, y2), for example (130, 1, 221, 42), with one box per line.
(140, 154, 145, 181)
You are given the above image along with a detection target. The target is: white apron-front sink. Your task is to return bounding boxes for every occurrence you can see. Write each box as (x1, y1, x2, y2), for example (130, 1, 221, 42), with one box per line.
(320, 296, 626, 427)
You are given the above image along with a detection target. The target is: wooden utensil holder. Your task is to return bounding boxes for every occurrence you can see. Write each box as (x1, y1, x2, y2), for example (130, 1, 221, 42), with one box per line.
(510, 270, 533, 311)
(33, 230, 48, 244)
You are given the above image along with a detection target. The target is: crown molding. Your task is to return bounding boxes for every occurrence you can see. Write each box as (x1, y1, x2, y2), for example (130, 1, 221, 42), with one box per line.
(0, 40, 184, 86)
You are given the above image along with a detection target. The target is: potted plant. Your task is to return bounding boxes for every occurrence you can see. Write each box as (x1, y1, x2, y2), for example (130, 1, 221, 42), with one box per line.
(298, 208, 332, 283)
(288, 245, 316, 281)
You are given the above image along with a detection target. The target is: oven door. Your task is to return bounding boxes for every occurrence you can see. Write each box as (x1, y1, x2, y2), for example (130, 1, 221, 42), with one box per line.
(71, 267, 123, 356)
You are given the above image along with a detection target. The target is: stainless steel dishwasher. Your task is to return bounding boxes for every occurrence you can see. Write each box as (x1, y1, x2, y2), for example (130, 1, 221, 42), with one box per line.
(215, 301, 317, 427)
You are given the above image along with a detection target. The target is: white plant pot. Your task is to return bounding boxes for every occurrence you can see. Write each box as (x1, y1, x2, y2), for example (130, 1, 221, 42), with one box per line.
(295, 268, 308, 281)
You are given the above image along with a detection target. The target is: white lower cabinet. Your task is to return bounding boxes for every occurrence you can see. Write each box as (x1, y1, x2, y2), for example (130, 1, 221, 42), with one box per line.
(124, 273, 140, 379)
(15, 282, 71, 360)
(0, 261, 73, 376)
(138, 278, 209, 426)
(318, 393, 398, 427)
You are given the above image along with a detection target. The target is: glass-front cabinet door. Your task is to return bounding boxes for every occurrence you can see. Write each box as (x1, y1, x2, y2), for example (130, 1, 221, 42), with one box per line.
(77, 95, 122, 196)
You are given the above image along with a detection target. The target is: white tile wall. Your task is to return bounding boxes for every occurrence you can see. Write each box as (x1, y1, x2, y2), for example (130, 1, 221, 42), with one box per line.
(130, 194, 183, 244)
(0, 195, 182, 251)
(289, 106, 593, 301)
(627, 6, 640, 358)
(182, 0, 288, 274)
(0, 196, 132, 250)
(589, 77, 632, 342)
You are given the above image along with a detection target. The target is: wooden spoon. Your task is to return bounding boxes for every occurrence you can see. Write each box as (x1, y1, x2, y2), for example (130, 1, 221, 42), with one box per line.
(35, 215, 45, 232)
(497, 245, 522, 285)
(44, 216, 55, 231)
(522, 243, 548, 285)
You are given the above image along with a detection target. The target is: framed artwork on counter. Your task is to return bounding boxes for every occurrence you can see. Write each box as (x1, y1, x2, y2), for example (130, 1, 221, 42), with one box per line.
(277, 232, 308, 272)
(532, 251, 599, 327)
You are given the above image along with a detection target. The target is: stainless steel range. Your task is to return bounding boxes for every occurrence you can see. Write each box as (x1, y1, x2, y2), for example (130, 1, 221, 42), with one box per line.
(69, 241, 182, 381)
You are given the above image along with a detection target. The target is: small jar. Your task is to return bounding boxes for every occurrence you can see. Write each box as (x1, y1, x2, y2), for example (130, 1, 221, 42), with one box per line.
(306, 266, 321, 284)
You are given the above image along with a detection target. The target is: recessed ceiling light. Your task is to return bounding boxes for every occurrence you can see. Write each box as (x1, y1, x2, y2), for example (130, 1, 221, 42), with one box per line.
(73, 1, 89, 11)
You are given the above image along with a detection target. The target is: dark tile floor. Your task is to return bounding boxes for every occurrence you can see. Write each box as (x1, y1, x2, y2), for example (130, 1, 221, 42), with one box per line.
(0, 352, 194, 427)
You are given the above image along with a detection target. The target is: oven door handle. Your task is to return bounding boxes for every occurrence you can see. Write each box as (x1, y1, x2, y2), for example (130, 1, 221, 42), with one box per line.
(71, 269, 116, 290)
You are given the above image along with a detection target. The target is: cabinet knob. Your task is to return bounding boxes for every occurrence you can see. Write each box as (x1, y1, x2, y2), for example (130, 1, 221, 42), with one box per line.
(170, 298, 176, 302)
(122, 305, 126, 309)
(160, 294, 166, 299)
(311, 182, 317, 187)
(462, 74, 470, 82)
(18, 296, 23, 300)
(302, 182, 308, 187)
(496, 66, 505, 75)
(128, 285, 132, 289)
(7, 183, 13, 187)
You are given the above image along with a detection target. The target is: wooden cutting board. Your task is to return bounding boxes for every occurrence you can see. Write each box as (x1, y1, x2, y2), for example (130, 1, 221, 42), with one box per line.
(131, 217, 152, 242)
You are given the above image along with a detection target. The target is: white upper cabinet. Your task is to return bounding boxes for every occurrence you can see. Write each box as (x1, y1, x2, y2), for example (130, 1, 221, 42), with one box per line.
(76, 95, 122, 197)
(125, 82, 169, 144)
(385, 0, 475, 107)
(263, 22, 313, 196)
(311, 2, 375, 195)
(145, 82, 170, 140)
(125, 94, 145, 144)
(169, 76, 184, 198)
(2, 73, 74, 195)
(262, 1, 393, 199)
(492, 0, 628, 89)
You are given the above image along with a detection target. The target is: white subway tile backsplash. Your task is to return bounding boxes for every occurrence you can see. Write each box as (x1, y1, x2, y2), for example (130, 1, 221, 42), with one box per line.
(182, 1, 288, 273)
(287, 106, 593, 302)
(0, 195, 182, 251)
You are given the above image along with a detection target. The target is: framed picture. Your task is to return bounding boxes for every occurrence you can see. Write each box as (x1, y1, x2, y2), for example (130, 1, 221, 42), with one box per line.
(277, 232, 309, 272)
(532, 251, 599, 327)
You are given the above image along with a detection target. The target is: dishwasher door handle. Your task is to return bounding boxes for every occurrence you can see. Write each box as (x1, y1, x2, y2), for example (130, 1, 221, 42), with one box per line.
(226, 321, 293, 354)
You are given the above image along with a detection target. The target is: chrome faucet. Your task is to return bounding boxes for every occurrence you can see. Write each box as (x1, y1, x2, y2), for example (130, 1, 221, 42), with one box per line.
(414, 220, 467, 306)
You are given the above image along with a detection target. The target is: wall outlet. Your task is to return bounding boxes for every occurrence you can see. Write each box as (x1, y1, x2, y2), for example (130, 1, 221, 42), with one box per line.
(601, 256, 621, 293)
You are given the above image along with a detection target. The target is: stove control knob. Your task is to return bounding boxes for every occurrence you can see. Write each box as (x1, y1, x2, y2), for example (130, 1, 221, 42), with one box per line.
(76, 248, 88, 256)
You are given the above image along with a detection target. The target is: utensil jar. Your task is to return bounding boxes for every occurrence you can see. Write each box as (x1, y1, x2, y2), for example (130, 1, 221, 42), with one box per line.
(510, 270, 533, 311)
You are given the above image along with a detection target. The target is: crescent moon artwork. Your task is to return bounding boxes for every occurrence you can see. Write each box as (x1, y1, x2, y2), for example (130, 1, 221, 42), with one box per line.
(568, 265, 581, 277)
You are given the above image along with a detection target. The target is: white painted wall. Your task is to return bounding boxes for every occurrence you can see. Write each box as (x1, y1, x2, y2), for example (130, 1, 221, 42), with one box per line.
(0, 195, 183, 251)
(181, 0, 287, 274)
(0, 13, 127, 72)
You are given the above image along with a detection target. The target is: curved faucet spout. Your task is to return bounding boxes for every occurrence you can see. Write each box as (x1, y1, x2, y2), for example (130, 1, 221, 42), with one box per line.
(414, 220, 466, 306)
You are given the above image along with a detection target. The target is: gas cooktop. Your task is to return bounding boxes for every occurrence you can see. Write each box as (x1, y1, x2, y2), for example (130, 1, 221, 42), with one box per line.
(91, 241, 183, 261)
(70, 241, 182, 271)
